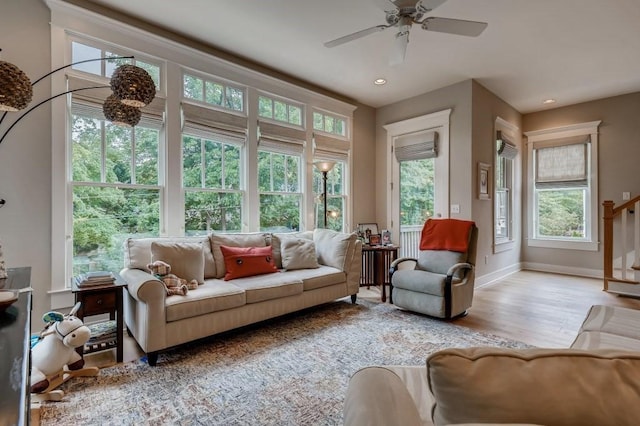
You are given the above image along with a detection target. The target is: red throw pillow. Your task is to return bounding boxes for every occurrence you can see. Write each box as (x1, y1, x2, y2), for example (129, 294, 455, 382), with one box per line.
(220, 245, 278, 280)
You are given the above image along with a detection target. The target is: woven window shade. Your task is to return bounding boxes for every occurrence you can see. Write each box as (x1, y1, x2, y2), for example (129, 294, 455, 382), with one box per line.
(496, 130, 518, 159)
(313, 133, 349, 162)
(258, 120, 306, 155)
(535, 142, 588, 188)
(394, 130, 438, 161)
(181, 102, 246, 143)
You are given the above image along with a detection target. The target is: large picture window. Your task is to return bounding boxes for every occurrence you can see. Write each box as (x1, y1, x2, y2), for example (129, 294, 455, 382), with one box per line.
(258, 150, 302, 231)
(525, 121, 601, 251)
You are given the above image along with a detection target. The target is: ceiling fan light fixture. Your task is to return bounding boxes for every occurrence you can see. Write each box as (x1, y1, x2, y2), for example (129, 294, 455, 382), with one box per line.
(374, 78, 387, 85)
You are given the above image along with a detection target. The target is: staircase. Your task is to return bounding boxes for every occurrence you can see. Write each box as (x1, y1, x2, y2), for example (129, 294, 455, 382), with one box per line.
(603, 196, 640, 296)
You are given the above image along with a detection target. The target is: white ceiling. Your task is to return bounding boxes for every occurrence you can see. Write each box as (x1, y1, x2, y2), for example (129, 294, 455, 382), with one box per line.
(84, 0, 640, 113)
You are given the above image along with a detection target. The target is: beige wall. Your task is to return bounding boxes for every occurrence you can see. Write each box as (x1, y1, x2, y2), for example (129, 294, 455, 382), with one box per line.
(0, 0, 53, 324)
(471, 81, 522, 279)
(522, 92, 640, 272)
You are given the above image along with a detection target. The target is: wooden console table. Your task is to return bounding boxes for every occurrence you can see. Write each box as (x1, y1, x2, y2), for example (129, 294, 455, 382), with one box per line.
(360, 245, 399, 302)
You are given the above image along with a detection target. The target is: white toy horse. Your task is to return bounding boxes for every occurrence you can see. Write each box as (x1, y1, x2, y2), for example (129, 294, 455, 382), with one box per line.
(30, 302, 99, 401)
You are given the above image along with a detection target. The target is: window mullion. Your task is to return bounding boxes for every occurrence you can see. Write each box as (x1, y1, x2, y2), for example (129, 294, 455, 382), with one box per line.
(101, 121, 106, 182)
(200, 139, 206, 189)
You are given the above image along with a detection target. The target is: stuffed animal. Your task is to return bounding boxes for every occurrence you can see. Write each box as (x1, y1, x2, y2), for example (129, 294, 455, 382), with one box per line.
(31, 303, 92, 394)
(147, 260, 198, 296)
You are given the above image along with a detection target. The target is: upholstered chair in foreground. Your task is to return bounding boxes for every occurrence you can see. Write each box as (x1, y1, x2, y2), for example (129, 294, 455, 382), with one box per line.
(390, 218, 478, 319)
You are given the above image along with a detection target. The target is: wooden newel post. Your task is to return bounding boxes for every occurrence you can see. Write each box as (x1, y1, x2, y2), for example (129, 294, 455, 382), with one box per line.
(603, 200, 615, 290)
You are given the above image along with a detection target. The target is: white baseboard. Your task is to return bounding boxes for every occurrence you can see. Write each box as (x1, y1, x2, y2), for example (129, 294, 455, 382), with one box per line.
(521, 262, 603, 279)
(476, 262, 523, 288)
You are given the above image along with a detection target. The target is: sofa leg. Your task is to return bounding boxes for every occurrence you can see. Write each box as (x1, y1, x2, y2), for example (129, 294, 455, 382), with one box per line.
(351, 294, 357, 304)
(147, 352, 158, 366)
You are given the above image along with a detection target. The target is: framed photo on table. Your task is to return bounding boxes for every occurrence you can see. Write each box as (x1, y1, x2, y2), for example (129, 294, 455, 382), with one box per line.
(368, 234, 381, 246)
(357, 223, 379, 244)
(477, 162, 491, 200)
(381, 229, 392, 245)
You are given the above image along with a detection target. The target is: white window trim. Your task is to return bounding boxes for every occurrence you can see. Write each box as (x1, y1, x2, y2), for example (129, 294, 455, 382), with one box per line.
(525, 120, 601, 251)
(494, 117, 518, 254)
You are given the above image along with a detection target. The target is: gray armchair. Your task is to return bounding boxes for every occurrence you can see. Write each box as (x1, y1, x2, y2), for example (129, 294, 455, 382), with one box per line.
(390, 220, 478, 319)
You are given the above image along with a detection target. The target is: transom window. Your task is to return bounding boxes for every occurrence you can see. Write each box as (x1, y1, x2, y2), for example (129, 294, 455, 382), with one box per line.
(183, 72, 245, 113)
(313, 111, 347, 137)
(71, 40, 161, 91)
(258, 95, 303, 127)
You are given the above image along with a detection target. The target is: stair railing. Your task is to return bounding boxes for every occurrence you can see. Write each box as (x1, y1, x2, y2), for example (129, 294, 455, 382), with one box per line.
(603, 195, 640, 290)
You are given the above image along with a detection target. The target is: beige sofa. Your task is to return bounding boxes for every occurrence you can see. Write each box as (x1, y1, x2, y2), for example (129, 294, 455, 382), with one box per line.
(344, 304, 640, 425)
(120, 228, 362, 366)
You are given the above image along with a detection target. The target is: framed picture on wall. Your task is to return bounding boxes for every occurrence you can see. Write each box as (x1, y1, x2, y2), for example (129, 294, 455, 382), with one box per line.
(478, 162, 491, 200)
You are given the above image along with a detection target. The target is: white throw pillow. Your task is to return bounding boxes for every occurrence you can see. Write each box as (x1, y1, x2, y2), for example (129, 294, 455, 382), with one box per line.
(313, 228, 356, 271)
(150, 241, 205, 284)
(281, 238, 319, 270)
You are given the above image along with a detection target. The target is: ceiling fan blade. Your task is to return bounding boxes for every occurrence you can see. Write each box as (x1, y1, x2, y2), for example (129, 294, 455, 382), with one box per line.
(415, 0, 447, 13)
(324, 25, 390, 48)
(372, 0, 400, 14)
(390, 31, 409, 66)
(421, 17, 488, 37)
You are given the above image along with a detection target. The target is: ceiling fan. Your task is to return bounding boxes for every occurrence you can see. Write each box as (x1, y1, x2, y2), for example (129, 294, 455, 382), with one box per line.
(324, 0, 488, 65)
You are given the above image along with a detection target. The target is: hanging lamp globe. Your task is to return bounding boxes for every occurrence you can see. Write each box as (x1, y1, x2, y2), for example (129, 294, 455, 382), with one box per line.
(103, 94, 141, 127)
(0, 60, 33, 112)
(110, 64, 156, 108)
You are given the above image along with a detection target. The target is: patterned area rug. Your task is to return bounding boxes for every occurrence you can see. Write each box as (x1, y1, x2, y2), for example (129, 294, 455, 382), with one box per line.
(39, 298, 530, 425)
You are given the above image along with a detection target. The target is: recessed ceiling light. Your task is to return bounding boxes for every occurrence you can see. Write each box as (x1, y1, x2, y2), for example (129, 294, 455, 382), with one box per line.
(543, 99, 556, 104)
(374, 78, 387, 85)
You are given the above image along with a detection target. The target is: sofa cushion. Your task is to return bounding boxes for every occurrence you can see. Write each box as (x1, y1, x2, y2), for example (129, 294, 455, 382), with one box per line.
(270, 231, 314, 269)
(229, 272, 303, 303)
(313, 228, 357, 271)
(281, 266, 345, 291)
(151, 241, 205, 284)
(165, 280, 246, 322)
(124, 236, 216, 278)
(220, 245, 278, 280)
(427, 347, 640, 426)
(210, 232, 269, 278)
(281, 238, 319, 270)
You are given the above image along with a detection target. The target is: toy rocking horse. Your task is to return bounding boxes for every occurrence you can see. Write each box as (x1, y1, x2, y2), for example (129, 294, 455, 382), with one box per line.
(30, 302, 100, 402)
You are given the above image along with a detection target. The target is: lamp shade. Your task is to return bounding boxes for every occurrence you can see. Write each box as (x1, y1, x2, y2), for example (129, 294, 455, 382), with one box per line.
(110, 64, 156, 108)
(0, 61, 33, 111)
(314, 160, 336, 173)
(103, 94, 141, 127)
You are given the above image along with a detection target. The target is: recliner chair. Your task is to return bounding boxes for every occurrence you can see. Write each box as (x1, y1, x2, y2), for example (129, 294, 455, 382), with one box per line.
(390, 219, 478, 319)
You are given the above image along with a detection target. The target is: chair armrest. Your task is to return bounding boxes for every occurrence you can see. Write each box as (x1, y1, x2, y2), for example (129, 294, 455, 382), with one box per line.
(344, 367, 422, 426)
(389, 257, 417, 276)
(446, 262, 472, 278)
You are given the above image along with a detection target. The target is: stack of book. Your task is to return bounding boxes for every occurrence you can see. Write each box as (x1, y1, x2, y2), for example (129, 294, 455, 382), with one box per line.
(74, 271, 115, 287)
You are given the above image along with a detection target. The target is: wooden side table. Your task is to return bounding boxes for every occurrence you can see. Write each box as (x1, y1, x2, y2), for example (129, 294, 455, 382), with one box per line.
(360, 245, 399, 302)
(71, 278, 127, 363)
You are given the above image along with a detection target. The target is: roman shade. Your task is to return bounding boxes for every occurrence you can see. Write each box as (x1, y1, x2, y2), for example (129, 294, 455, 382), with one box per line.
(258, 120, 306, 155)
(496, 130, 518, 159)
(181, 102, 247, 144)
(313, 132, 349, 162)
(534, 135, 590, 189)
(393, 130, 438, 161)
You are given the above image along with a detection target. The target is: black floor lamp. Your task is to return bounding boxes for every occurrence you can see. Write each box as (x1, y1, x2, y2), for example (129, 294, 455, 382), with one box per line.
(314, 160, 336, 228)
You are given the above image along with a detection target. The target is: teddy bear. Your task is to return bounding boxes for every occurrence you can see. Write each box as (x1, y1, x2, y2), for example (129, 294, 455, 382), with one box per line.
(147, 260, 198, 296)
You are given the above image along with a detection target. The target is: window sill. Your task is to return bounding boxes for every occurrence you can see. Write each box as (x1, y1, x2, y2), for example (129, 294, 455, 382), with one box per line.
(527, 238, 598, 251)
(494, 239, 515, 253)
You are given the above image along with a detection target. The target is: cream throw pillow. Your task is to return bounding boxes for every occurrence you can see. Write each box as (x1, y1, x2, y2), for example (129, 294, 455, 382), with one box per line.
(427, 347, 640, 426)
(210, 233, 269, 278)
(150, 241, 205, 284)
(280, 238, 319, 270)
(313, 228, 356, 271)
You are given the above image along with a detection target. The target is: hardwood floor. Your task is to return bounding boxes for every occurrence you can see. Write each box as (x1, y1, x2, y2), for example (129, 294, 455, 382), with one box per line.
(85, 270, 640, 368)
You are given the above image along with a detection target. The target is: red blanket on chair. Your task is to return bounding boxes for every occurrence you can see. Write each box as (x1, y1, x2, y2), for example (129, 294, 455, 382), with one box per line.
(419, 218, 475, 252)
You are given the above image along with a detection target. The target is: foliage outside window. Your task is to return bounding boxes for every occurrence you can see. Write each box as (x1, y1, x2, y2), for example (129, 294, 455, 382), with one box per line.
(71, 40, 161, 91)
(399, 158, 434, 226)
(258, 151, 301, 231)
(313, 161, 346, 231)
(313, 111, 347, 137)
(526, 121, 600, 251)
(71, 110, 161, 276)
(258, 95, 303, 127)
(183, 133, 243, 235)
(183, 73, 244, 113)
